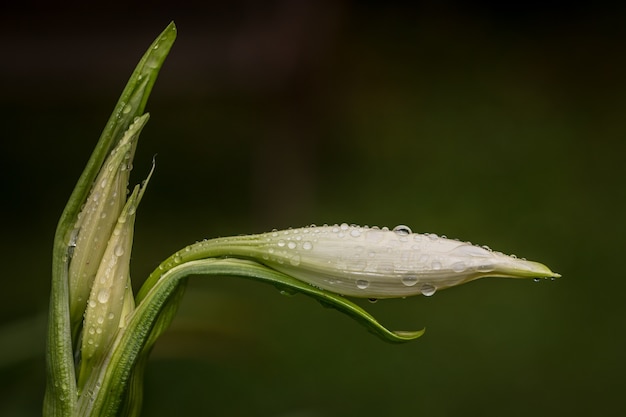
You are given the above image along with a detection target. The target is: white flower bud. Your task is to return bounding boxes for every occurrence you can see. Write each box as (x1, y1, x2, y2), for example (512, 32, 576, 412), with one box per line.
(206, 224, 559, 299)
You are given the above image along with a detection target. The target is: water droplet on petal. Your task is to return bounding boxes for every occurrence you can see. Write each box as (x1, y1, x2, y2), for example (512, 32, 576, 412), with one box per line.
(88, 300, 97, 308)
(368, 298, 378, 303)
(476, 264, 495, 273)
(302, 241, 313, 250)
(356, 279, 370, 289)
(350, 228, 361, 237)
(451, 262, 466, 272)
(420, 283, 437, 296)
(393, 225, 412, 235)
(290, 255, 301, 266)
(277, 239, 286, 247)
(287, 241, 297, 250)
(401, 275, 419, 286)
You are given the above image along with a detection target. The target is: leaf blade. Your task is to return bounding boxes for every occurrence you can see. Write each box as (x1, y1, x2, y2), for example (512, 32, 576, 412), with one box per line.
(44, 23, 177, 417)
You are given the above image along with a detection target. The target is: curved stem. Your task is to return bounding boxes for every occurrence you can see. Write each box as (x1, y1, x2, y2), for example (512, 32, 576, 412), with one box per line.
(78, 258, 423, 416)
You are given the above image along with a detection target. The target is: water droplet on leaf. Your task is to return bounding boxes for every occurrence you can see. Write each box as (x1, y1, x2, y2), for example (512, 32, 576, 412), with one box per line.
(114, 245, 125, 257)
(97, 288, 110, 304)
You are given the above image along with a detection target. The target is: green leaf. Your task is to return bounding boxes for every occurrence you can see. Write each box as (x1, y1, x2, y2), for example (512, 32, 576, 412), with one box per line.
(44, 22, 177, 417)
(77, 258, 423, 416)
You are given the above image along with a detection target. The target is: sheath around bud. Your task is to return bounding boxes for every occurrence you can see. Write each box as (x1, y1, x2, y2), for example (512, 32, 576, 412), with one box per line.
(196, 224, 560, 299)
(68, 115, 149, 332)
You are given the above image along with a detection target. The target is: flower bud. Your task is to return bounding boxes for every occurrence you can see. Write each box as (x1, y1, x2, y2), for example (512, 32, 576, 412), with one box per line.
(68, 115, 148, 331)
(203, 224, 560, 299)
(78, 180, 146, 389)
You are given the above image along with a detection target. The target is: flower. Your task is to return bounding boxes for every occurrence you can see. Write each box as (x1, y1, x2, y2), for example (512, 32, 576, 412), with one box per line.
(201, 223, 560, 299)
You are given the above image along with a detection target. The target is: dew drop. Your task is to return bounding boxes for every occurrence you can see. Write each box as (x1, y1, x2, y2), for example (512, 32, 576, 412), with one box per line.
(368, 298, 378, 303)
(108, 312, 115, 320)
(420, 283, 437, 296)
(114, 245, 125, 257)
(476, 264, 495, 273)
(96, 327, 102, 334)
(287, 241, 297, 250)
(451, 262, 466, 272)
(277, 239, 286, 247)
(87, 338, 94, 345)
(88, 300, 97, 308)
(356, 279, 370, 289)
(533, 278, 541, 283)
(431, 261, 442, 270)
(340, 222, 350, 231)
(401, 275, 419, 287)
(302, 241, 313, 250)
(290, 255, 301, 266)
(97, 289, 110, 304)
(88, 327, 95, 335)
(97, 316, 104, 324)
(350, 228, 361, 237)
(173, 255, 182, 263)
(122, 104, 132, 114)
(393, 225, 412, 235)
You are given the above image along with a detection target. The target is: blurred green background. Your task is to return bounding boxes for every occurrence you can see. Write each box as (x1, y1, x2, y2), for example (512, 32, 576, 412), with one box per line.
(1, 2, 625, 416)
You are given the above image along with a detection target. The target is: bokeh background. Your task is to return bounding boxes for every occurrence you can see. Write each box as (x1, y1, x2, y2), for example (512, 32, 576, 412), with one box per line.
(1, 1, 625, 416)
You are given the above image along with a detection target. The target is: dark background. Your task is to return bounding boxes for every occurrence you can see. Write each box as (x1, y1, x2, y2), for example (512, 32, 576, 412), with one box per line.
(1, 1, 625, 416)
